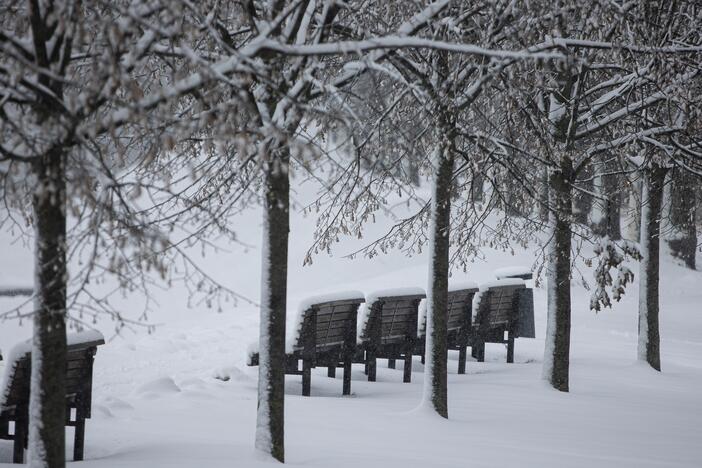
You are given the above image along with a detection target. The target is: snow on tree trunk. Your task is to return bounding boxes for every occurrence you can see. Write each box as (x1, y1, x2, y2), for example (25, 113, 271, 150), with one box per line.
(29, 148, 68, 468)
(667, 168, 697, 270)
(255, 146, 290, 462)
(542, 161, 572, 392)
(422, 144, 454, 419)
(638, 165, 666, 371)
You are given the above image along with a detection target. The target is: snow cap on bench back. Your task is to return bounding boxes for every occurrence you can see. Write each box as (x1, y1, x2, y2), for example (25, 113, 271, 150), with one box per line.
(285, 290, 365, 353)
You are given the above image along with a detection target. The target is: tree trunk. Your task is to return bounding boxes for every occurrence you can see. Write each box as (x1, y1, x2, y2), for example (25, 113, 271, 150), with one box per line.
(572, 164, 592, 226)
(255, 145, 289, 462)
(423, 141, 454, 419)
(470, 170, 483, 203)
(504, 169, 523, 217)
(667, 168, 697, 270)
(543, 160, 572, 392)
(625, 177, 642, 242)
(638, 165, 666, 371)
(591, 159, 621, 240)
(539, 166, 550, 223)
(29, 148, 68, 468)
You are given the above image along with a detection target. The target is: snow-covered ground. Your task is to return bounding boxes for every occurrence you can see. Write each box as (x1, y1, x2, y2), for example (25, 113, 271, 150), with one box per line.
(1, 180, 701, 467)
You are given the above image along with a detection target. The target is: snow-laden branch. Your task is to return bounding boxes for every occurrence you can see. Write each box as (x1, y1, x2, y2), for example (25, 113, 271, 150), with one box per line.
(586, 126, 684, 156)
(575, 69, 700, 139)
(257, 36, 567, 60)
(542, 37, 702, 54)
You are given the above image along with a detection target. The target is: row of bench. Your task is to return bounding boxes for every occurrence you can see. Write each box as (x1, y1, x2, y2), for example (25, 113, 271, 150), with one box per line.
(0, 331, 104, 464)
(248, 273, 535, 396)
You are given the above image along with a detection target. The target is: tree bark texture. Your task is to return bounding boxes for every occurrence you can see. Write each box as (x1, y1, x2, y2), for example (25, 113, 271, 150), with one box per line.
(638, 165, 666, 371)
(29, 148, 68, 468)
(544, 160, 573, 392)
(255, 146, 290, 462)
(424, 139, 454, 419)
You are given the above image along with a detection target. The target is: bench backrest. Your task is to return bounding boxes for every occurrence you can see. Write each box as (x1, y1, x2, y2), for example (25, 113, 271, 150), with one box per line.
(418, 288, 478, 337)
(447, 288, 479, 332)
(363, 294, 425, 345)
(296, 298, 364, 353)
(1, 338, 104, 416)
(475, 284, 526, 329)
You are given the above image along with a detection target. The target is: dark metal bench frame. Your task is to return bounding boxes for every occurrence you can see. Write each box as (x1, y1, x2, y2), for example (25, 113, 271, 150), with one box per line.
(357, 293, 425, 383)
(249, 297, 364, 397)
(0, 336, 104, 463)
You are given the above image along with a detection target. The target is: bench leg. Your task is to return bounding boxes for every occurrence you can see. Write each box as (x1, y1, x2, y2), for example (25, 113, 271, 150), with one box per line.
(388, 358, 396, 369)
(74, 417, 86, 461)
(506, 335, 515, 363)
(327, 366, 336, 378)
(302, 360, 312, 396)
(367, 354, 377, 382)
(458, 346, 467, 374)
(342, 360, 352, 395)
(403, 352, 412, 383)
(13, 416, 26, 464)
(473, 342, 485, 362)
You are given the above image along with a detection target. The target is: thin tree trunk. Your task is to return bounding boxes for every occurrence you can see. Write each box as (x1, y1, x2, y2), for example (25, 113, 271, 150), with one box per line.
(543, 160, 572, 392)
(638, 165, 666, 371)
(667, 168, 696, 270)
(591, 159, 621, 240)
(603, 163, 622, 240)
(29, 148, 68, 468)
(573, 164, 592, 226)
(539, 166, 549, 223)
(625, 177, 642, 242)
(423, 140, 454, 419)
(255, 146, 289, 462)
(470, 170, 483, 203)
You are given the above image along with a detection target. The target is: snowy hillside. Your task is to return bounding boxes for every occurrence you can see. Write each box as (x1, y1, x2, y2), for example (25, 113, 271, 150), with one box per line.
(1, 179, 701, 468)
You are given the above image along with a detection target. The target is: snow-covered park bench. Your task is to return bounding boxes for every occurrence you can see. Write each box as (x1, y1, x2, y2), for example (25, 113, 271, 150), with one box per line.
(416, 282, 480, 374)
(471, 279, 531, 363)
(494, 267, 536, 341)
(248, 292, 365, 397)
(0, 331, 104, 463)
(357, 288, 426, 383)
